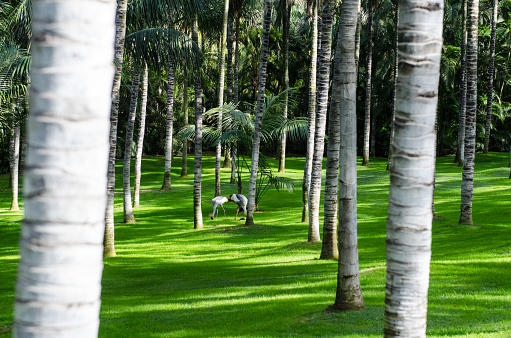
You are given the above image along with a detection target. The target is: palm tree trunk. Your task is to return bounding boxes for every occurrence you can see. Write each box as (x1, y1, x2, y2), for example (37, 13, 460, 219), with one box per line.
(105, 0, 128, 257)
(245, 0, 272, 226)
(14, 0, 115, 334)
(328, 0, 365, 312)
(455, 0, 467, 166)
(133, 63, 149, 208)
(10, 122, 20, 211)
(215, 0, 230, 197)
(384, 0, 443, 333)
(234, 16, 240, 106)
(161, 60, 176, 190)
(302, 0, 319, 224)
(278, 2, 292, 173)
(309, 0, 330, 243)
(387, 0, 399, 171)
(483, 0, 498, 154)
(181, 65, 189, 178)
(226, 18, 234, 104)
(123, 64, 140, 224)
(459, 0, 479, 225)
(319, 0, 338, 259)
(362, 0, 373, 166)
(193, 18, 204, 229)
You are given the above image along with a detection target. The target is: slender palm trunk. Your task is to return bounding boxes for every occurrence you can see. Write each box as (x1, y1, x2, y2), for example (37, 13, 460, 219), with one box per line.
(302, 0, 319, 223)
(123, 64, 140, 224)
(459, 0, 479, 225)
(161, 60, 176, 190)
(105, 0, 128, 257)
(319, 0, 338, 259)
(133, 63, 149, 208)
(193, 19, 204, 229)
(455, 0, 467, 166)
(14, 1, 115, 334)
(181, 65, 189, 178)
(226, 18, 234, 104)
(384, 0, 443, 333)
(328, 0, 365, 312)
(245, 0, 272, 226)
(309, 0, 331, 243)
(483, 0, 498, 154)
(362, 0, 373, 166)
(10, 122, 20, 211)
(234, 16, 240, 106)
(215, 0, 230, 197)
(387, 0, 399, 171)
(279, 2, 292, 173)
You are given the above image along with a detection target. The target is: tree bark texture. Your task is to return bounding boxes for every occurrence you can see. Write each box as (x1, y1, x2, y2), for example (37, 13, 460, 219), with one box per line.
(455, 0, 467, 166)
(105, 0, 128, 257)
(122, 64, 140, 224)
(133, 63, 148, 208)
(384, 0, 443, 334)
(330, 0, 365, 312)
(278, 3, 292, 173)
(245, 0, 272, 226)
(192, 19, 204, 229)
(14, 1, 116, 335)
(302, 0, 318, 224)
(459, 0, 479, 225)
(483, 0, 498, 154)
(362, 0, 373, 166)
(387, 0, 399, 171)
(10, 122, 21, 211)
(181, 65, 189, 178)
(319, 0, 339, 260)
(161, 60, 175, 191)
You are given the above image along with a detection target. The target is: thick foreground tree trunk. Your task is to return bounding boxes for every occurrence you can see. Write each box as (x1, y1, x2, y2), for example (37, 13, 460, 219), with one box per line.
(384, 0, 443, 334)
(14, 0, 116, 335)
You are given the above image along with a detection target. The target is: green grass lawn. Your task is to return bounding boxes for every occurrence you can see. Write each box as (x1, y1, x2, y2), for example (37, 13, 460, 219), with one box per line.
(1, 153, 510, 337)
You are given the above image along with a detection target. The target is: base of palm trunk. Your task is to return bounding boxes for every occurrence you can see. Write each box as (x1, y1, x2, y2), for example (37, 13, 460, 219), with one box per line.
(124, 213, 136, 224)
(326, 300, 365, 312)
(103, 246, 117, 257)
(10, 204, 19, 211)
(458, 215, 473, 225)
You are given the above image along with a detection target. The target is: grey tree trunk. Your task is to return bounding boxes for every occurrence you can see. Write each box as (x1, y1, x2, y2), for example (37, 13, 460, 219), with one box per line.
(362, 0, 373, 166)
(215, 0, 230, 197)
(105, 0, 128, 257)
(133, 63, 149, 208)
(10, 122, 20, 211)
(455, 0, 467, 166)
(329, 0, 365, 312)
(14, 0, 115, 335)
(245, 0, 272, 226)
(302, 0, 319, 224)
(123, 64, 140, 224)
(181, 65, 189, 178)
(161, 60, 175, 191)
(234, 16, 240, 106)
(459, 0, 479, 225)
(192, 18, 204, 229)
(387, 0, 399, 171)
(319, 0, 339, 259)
(309, 0, 331, 243)
(384, 0, 443, 334)
(483, 0, 498, 154)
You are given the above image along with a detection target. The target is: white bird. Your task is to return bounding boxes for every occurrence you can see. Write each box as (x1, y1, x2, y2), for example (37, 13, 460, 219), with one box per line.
(208, 196, 229, 220)
(228, 194, 248, 220)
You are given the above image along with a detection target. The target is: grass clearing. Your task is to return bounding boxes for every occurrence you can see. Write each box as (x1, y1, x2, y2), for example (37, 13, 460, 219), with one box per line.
(1, 153, 510, 337)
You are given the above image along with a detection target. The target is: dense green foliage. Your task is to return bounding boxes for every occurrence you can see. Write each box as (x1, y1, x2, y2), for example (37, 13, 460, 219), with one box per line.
(1, 153, 510, 336)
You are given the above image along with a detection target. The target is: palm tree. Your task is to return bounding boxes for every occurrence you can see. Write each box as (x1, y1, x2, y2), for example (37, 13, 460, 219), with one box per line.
(302, 0, 318, 223)
(123, 62, 140, 224)
(328, 0, 365, 312)
(215, 0, 230, 197)
(308, 0, 333, 243)
(362, 0, 374, 167)
(384, 0, 443, 334)
(459, 0, 479, 225)
(455, 0, 467, 166)
(192, 17, 204, 229)
(105, 0, 128, 257)
(161, 59, 176, 191)
(9, 120, 20, 211)
(319, 0, 338, 259)
(14, 0, 116, 334)
(245, 0, 272, 226)
(134, 63, 149, 208)
(483, 0, 498, 154)
(386, 0, 399, 171)
(181, 64, 190, 178)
